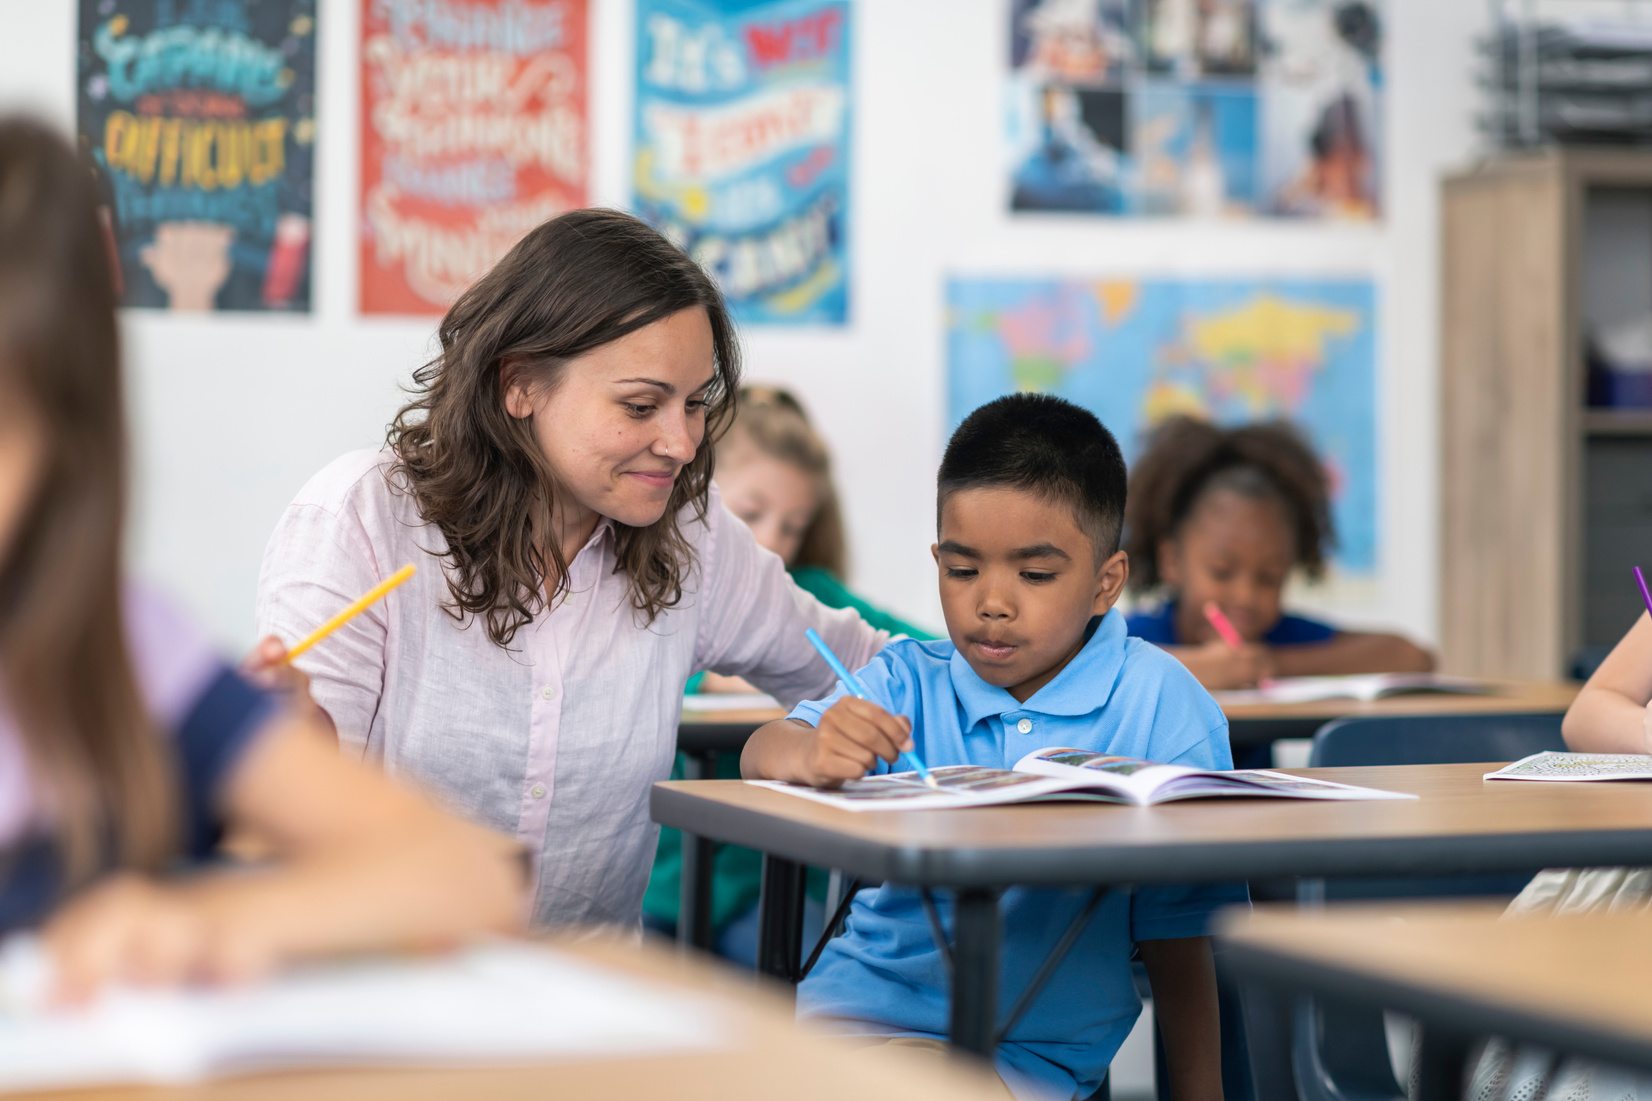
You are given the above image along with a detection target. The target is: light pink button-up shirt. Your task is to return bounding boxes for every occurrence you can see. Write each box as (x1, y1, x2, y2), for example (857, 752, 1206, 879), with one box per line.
(255, 450, 886, 928)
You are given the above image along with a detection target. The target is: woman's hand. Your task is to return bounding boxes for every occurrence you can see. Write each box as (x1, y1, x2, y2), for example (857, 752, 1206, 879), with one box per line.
(241, 636, 336, 741)
(40, 874, 275, 1004)
(1172, 639, 1275, 690)
(741, 701, 913, 789)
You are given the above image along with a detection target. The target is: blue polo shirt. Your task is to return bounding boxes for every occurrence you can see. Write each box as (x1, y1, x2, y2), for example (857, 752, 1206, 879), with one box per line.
(790, 610, 1248, 1101)
(1126, 598, 1338, 647)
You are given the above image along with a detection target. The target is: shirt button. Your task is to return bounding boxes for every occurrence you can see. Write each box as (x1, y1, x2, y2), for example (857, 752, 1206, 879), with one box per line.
(530, 784, 547, 799)
(540, 686, 555, 700)
(1017, 719, 1033, 734)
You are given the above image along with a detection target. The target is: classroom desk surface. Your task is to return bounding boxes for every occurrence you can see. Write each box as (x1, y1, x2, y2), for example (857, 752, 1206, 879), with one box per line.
(653, 761, 1652, 1057)
(652, 761, 1652, 889)
(1219, 901, 1652, 1099)
(14, 936, 1009, 1101)
(676, 679, 1582, 750)
(1217, 679, 1580, 745)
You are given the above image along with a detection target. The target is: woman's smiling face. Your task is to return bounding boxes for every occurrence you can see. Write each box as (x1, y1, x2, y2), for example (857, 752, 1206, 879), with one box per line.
(506, 307, 717, 546)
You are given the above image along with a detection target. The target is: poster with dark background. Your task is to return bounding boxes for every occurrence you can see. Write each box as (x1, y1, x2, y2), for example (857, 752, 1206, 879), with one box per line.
(78, 0, 317, 312)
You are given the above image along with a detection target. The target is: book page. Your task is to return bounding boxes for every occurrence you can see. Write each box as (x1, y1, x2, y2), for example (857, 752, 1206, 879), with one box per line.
(1485, 751, 1652, 781)
(1215, 673, 1494, 707)
(682, 692, 781, 712)
(0, 939, 728, 1091)
(746, 765, 1096, 812)
(1013, 748, 1194, 799)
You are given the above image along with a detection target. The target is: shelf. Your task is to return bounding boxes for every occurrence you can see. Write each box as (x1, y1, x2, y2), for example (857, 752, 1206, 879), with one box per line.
(1583, 410, 1652, 436)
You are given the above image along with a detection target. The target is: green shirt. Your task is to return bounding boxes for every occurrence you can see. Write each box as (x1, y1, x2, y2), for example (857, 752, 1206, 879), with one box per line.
(643, 567, 937, 930)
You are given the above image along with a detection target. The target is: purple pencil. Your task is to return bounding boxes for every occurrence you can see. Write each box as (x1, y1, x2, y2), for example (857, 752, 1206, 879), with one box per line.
(1636, 567, 1652, 618)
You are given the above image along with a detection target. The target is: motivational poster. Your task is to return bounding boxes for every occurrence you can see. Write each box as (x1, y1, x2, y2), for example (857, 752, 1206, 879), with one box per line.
(361, 0, 589, 314)
(78, 0, 317, 311)
(633, 0, 850, 325)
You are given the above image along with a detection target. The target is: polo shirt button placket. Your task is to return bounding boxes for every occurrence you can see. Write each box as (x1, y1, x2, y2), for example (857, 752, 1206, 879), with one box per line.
(1017, 718, 1033, 735)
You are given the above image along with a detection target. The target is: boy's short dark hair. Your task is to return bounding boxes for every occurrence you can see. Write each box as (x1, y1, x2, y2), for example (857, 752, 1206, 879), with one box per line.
(938, 394, 1128, 558)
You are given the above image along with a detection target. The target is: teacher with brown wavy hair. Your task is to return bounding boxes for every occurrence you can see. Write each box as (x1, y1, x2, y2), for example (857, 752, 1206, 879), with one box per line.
(252, 210, 887, 928)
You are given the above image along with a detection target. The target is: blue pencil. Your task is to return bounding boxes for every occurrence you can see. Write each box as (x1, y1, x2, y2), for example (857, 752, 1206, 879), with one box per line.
(804, 628, 937, 788)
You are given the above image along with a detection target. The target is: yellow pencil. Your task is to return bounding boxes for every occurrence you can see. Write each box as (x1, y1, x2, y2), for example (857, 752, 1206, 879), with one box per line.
(284, 564, 416, 663)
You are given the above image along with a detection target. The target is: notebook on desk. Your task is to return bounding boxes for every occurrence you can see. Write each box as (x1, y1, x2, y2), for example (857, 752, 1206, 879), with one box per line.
(1215, 673, 1497, 707)
(751, 747, 1415, 812)
(0, 939, 727, 1092)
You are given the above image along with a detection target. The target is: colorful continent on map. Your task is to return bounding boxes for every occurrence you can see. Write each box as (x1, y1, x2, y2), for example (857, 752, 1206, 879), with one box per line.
(945, 276, 1376, 571)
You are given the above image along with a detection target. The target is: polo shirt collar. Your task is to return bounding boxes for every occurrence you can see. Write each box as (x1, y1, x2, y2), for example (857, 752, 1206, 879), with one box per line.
(949, 608, 1129, 727)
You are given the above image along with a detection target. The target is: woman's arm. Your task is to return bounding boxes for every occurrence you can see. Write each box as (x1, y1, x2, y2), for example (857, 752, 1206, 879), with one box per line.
(1140, 937, 1224, 1101)
(1562, 612, 1652, 753)
(1267, 632, 1435, 677)
(43, 714, 526, 1000)
(695, 500, 887, 707)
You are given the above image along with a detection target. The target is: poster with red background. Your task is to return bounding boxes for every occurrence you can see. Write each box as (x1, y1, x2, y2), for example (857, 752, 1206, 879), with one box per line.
(360, 0, 588, 314)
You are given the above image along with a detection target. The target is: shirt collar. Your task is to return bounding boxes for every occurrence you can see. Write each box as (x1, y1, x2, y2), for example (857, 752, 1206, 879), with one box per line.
(948, 608, 1129, 727)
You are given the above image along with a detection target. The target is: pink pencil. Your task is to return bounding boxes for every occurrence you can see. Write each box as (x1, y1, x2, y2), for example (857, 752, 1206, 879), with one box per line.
(1202, 601, 1245, 649)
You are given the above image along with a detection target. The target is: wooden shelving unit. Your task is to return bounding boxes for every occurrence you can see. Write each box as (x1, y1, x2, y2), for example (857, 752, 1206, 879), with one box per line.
(1441, 149, 1652, 678)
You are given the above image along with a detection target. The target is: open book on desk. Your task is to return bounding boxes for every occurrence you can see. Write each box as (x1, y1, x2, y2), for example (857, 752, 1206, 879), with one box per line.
(750, 747, 1415, 812)
(1214, 673, 1497, 707)
(1486, 752, 1652, 781)
(0, 939, 726, 1092)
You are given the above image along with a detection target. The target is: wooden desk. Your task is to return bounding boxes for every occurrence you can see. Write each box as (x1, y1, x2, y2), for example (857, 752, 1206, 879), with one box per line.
(1219, 901, 1652, 1101)
(674, 707, 786, 951)
(18, 936, 1008, 1101)
(1218, 679, 1580, 748)
(652, 762, 1652, 1058)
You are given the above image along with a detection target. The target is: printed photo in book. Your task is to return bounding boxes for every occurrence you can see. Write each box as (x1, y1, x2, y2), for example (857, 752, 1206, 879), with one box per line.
(750, 747, 1414, 812)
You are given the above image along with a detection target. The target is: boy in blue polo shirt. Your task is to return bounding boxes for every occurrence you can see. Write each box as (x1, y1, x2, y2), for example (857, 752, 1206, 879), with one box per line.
(742, 394, 1242, 1101)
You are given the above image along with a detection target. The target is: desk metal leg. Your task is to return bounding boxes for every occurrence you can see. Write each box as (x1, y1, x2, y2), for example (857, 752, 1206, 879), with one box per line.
(1415, 1024, 1473, 1101)
(950, 887, 1003, 1059)
(757, 854, 807, 983)
(676, 752, 717, 951)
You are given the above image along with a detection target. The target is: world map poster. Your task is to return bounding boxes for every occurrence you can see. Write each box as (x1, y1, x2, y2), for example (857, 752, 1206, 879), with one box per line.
(78, 0, 317, 311)
(633, 0, 850, 325)
(948, 278, 1377, 572)
(360, 0, 588, 314)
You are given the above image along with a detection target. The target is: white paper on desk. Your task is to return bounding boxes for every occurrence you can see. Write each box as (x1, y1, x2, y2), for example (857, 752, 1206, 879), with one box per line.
(0, 940, 728, 1092)
(683, 692, 780, 712)
(1214, 673, 1496, 706)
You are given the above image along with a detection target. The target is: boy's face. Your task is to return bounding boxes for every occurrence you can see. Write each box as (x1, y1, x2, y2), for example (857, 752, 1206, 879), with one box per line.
(933, 486, 1129, 704)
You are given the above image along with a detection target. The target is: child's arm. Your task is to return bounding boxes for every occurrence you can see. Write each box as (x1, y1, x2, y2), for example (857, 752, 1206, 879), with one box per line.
(1139, 936, 1224, 1101)
(42, 714, 527, 1000)
(1157, 640, 1276, 690)
(1266, 631, 1435, 677)
(1562, 612, 1652, 753)
(742, 698, 912, 788)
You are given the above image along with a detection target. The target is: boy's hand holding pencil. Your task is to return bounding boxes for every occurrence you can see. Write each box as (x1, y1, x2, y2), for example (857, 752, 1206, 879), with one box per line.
(804, 697, 916, 789)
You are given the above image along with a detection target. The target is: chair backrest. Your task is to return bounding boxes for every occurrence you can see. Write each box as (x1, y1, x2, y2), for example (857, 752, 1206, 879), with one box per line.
(1309, 712, 1566, 768)
(1308, 711, 1568, 905)
(1281, 711, 1571, 1101)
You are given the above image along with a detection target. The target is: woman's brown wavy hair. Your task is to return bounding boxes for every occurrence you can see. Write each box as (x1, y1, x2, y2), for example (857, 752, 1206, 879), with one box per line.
(0, 118, 173, 881)
(389, 209, 742, 647)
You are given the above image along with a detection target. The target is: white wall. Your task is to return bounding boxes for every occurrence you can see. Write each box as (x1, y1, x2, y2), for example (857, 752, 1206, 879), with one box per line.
(0, 0, 1481, 650)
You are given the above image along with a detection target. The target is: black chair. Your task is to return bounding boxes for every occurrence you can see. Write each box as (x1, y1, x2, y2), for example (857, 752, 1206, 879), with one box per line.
(1253, 712, 1569, 1101)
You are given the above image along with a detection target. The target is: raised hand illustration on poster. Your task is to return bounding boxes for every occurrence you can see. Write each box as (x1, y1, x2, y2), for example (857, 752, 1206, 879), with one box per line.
(359, 0, 589, 315)
(77, 0, 317, 311)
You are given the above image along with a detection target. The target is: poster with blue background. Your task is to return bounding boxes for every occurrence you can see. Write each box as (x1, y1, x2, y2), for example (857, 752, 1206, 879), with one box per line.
(633, 0, 849, 325)
(78, 0, 316, 312)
